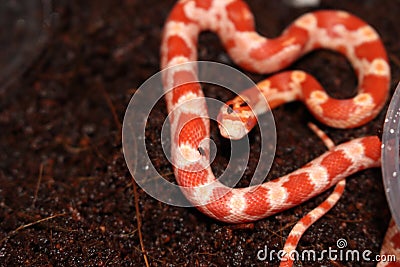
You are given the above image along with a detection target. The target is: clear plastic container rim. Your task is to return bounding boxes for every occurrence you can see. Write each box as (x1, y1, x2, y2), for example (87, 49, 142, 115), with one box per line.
(382, 81, 400, 228)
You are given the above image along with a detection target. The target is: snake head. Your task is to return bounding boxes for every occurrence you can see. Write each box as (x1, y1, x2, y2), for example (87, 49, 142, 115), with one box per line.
(217, 97, 257, 140)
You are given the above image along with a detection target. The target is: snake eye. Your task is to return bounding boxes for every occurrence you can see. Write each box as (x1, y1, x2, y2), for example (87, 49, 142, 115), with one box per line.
(197, 146, 205, 156)
(239, 101, 248, 107)
(227, 104, 234, 114)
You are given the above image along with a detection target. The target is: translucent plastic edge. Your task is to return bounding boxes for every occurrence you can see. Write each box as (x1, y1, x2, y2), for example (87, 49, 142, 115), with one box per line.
(382, 81, 400, 228)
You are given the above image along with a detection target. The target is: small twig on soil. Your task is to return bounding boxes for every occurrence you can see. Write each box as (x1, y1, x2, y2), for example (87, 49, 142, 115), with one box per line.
(118, 229, 138, 238)
(96, 78, 122, 139)
(112, 36, 145, 60)
(132, 177, 150, 267)
(126, 88, 137, 95)
(263, 225, 284, 240)
(0, 213, 67, 245)
(32, 163, 44, 208)
(324, 214, 363, 223)
(89, 138, 108, 163)
(389, 53, 400, 68)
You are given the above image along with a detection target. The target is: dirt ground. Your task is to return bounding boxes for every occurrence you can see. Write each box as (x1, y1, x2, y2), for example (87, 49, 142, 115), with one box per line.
(1, 0, 400, 266)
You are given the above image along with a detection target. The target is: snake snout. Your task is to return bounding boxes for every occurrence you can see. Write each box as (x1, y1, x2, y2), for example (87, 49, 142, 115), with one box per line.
(217, 103, 257, 140)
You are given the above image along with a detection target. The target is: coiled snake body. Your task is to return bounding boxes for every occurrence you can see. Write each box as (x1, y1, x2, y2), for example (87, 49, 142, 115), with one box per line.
(160, 0, 397, 265)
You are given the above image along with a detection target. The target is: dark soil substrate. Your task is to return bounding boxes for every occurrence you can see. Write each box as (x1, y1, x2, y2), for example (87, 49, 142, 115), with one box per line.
(1, 0, 400, 266)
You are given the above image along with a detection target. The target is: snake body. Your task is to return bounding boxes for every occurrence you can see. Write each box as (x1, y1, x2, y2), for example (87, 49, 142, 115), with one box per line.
(160, 0, 395, 265)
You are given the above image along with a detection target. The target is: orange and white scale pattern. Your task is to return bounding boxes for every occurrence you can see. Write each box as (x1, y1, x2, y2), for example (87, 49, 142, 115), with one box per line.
(158, 0, 397, 266)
